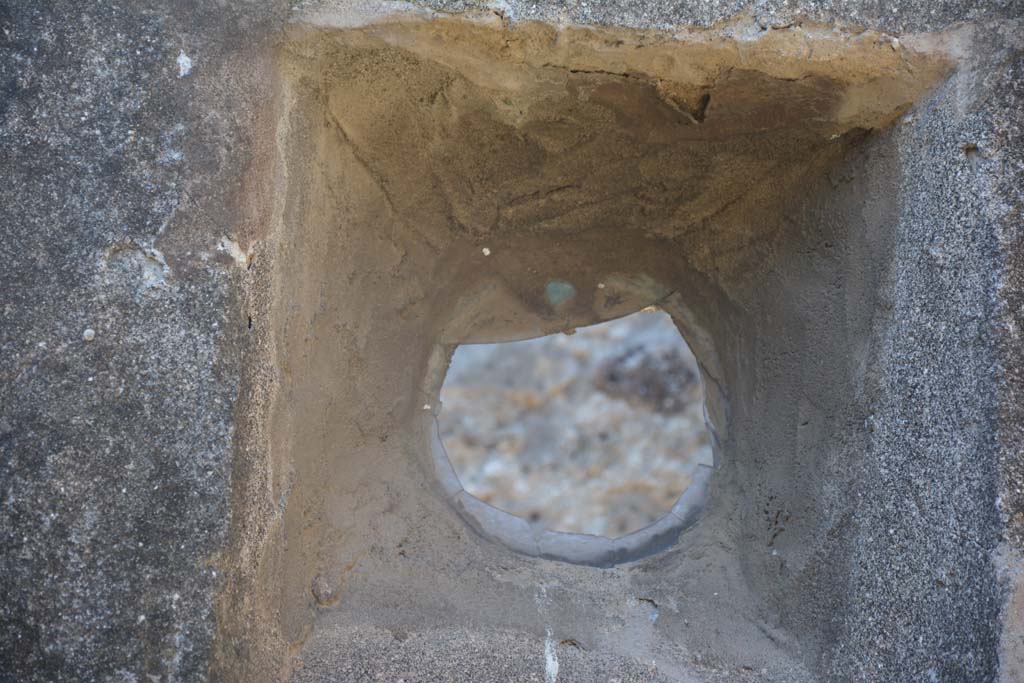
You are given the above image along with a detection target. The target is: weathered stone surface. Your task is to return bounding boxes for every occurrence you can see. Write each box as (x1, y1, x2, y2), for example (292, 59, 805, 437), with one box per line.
(0, 2, 282, 680)
(415, 0, 1022, 32)
(1, 1, 1021, 682)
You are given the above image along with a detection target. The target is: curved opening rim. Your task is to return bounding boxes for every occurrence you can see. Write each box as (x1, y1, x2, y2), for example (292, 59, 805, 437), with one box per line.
(421, 305, 723, 567)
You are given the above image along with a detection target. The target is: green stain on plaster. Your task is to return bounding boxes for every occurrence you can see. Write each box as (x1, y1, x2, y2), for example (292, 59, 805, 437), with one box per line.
(546, 281, 576, 307)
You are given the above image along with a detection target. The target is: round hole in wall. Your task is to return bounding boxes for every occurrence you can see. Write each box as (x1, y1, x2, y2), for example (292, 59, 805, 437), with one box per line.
(427, 308, 716, 566)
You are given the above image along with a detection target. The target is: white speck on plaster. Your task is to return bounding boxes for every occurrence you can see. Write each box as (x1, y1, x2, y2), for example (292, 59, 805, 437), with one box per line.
(487, 0, 516, 20)
(544, 627, 559, 683)
(217, 237, 250, 268)
(534, 585, 558, 683)
(176, 50, 192, 78)
(482, 247, 491, 256)
(160, 149, 183, 164)
(141, 247, 170, 288)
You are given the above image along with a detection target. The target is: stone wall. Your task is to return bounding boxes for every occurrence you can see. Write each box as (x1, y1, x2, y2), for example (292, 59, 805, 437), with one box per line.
(1, 1, 1021, 682)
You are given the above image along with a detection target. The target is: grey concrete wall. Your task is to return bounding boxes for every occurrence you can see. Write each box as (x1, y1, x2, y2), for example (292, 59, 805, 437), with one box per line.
(1, 1, 1021, 682)
(0, 2, 282, 680)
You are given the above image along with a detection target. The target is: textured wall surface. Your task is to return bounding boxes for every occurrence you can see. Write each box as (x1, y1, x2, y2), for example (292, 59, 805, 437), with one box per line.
(0, 2, 283, 679)
(1, 1, 1021, 682)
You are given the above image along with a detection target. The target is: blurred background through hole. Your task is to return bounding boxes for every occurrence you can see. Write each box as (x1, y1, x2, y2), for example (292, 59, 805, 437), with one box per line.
(439, 309, 713, 538)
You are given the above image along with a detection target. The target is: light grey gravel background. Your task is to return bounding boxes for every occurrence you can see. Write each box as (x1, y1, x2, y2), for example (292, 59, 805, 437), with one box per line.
(440, 310, 712, 537)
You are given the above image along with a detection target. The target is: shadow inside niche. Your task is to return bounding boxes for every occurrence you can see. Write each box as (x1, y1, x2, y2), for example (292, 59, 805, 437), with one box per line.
(214, 12, 957, 682)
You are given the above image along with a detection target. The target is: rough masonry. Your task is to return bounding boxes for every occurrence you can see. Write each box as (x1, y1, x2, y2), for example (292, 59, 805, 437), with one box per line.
(1, 1, 1021, 682)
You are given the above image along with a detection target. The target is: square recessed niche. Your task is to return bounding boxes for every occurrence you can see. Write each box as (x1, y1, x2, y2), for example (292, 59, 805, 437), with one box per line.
(256, 10, 956, 679)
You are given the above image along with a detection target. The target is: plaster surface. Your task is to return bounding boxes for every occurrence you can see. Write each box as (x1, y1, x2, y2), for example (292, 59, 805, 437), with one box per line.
(1, 2, 1021, 682)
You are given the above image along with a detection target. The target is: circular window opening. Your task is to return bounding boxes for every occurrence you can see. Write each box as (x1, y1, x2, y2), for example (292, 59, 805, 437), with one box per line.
(438, 309, 713, 541)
